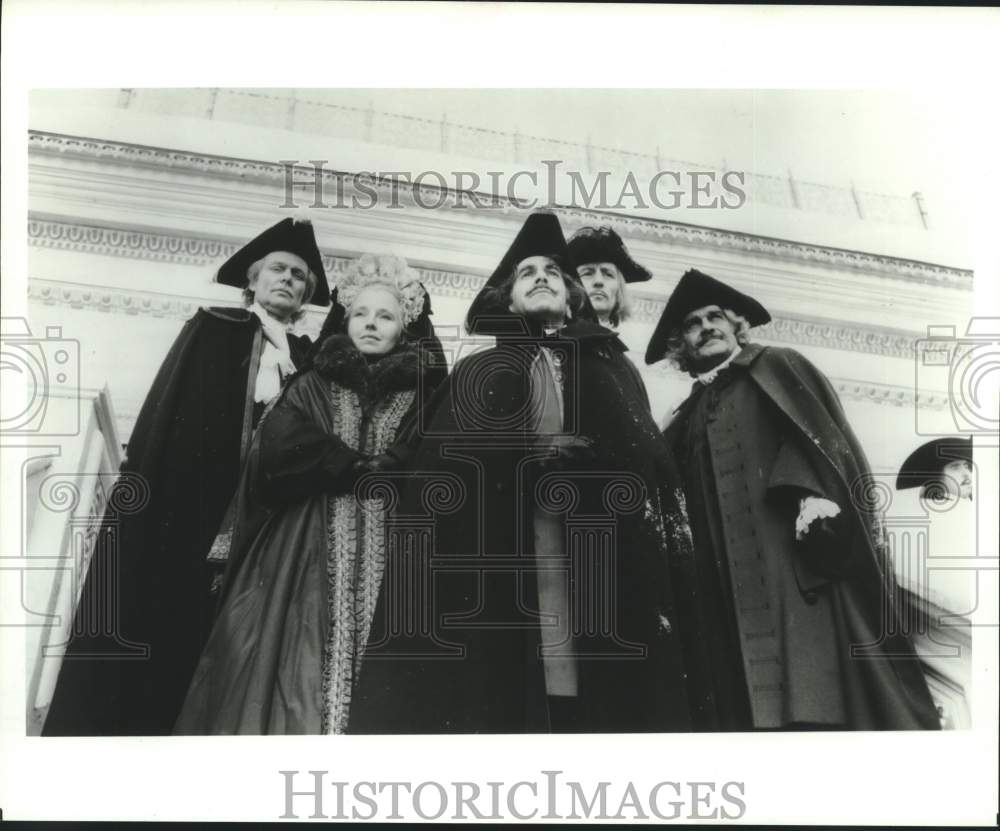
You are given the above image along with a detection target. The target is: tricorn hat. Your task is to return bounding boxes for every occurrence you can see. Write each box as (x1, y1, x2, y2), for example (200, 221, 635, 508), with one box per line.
(215, 217, 330, 306)
(896, 437, 973, 490)
(644, 268, 771, 365)
(568, 226, 652, 283)
(466, 211, 593, 334)
(410, 288, 449, 392)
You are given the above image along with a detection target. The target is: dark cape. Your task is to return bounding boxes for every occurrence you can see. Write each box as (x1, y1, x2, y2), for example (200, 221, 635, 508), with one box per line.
(42, 307, 312, 736)
(664, 343, 940, 730)
(348, 320, 696, 733)
(174, 336, 422, 734)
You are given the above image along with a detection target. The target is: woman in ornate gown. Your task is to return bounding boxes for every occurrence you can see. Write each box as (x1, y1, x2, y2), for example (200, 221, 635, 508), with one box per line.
(175, 255, 433, 734)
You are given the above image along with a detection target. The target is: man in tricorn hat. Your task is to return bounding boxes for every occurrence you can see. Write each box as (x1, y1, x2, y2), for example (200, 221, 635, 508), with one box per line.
(43, 217, 332, 736)
(645, 268, 940, 731)
(568, 225, 652, 332)
(897, 436, 973, 502)
(350, 211, 694, 733)
(893, 436, 976, 632)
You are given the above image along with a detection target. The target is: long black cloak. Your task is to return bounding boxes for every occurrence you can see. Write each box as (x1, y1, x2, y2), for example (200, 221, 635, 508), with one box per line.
(42, 307, 312, 736)
(664, 343, 940, 730)
(349, 321, 695, 733)
(175, 336, 422, 734)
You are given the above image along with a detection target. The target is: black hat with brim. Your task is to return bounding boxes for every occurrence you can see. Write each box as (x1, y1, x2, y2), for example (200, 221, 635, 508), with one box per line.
(215, 217, 330, 306)
(466, 211, 593, 334)
(408, 288, 449, 391)
(568, 226, 652, 283)
(644, 268, 771, 365)
(896, 436, 973, 490)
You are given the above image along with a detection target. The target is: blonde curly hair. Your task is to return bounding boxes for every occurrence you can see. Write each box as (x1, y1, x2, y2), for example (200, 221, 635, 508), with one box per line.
(336, 254, 426, 326)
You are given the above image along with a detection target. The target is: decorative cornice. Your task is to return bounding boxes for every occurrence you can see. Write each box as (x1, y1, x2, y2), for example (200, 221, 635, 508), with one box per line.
(29, 131, 973, 290)
(28, 278, 205, 321)
(28, 218, 927, 362)
(757, 317, 919, 361)
(586, 215, 972, 290)
(646, 361, 951, 412)
(829, 379, 950, 411)
(625, 292, 923, 360)
(29, 271, 925, 366)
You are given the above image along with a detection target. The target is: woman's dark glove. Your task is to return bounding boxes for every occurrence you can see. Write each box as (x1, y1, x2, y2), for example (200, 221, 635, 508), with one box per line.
(351, 453, 400, 477)
(364, 453, 400, 473)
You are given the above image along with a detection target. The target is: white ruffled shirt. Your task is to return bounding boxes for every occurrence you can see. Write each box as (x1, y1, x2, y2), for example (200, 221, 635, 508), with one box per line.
(695, 345, 742, 386)
(251, 302, 298, 403)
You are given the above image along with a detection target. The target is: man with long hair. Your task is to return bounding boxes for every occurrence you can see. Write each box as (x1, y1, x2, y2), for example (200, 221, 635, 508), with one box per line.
(43, 217, 330, 735)
(351, 212, 695, 733)
(645, 268, 940, 731)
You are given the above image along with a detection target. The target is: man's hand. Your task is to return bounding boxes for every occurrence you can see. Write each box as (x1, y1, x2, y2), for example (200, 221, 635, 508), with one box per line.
(795, 496, 841, 541)
(540, 435, 596, 470)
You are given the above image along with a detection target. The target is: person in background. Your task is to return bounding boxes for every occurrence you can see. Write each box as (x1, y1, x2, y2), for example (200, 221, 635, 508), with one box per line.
(896, 437, 973, 503)
(568, 224, 652, 335)
(894, 436, 978, 643)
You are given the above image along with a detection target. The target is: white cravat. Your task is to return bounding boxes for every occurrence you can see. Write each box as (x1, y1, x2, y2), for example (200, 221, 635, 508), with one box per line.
(695, 345, 742, 386)
(251, 302, 297, 403)
(529, 342, 576, 697)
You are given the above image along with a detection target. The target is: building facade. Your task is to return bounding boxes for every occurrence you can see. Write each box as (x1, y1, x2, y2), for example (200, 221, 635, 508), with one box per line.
(20, 89, 977, 732)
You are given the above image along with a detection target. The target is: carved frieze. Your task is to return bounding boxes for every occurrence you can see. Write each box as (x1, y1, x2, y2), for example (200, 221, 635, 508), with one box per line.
(29, 132, 973, 290)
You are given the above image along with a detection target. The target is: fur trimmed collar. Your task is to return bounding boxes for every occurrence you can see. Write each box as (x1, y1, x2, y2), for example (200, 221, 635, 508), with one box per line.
(312, 334, 421, 403)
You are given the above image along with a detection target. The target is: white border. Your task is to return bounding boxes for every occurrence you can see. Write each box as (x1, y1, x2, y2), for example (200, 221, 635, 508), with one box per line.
(2, 1, 999, 824)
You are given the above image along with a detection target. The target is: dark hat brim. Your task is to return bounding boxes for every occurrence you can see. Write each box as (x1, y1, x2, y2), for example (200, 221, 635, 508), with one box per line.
(644, 269, 770, 365)
(568, 226, 652, 283)
(896, 437, 973, 490)
(215, 217, 330, 307)
(466, 211, 595, 334)
(485, 212, 574, 288)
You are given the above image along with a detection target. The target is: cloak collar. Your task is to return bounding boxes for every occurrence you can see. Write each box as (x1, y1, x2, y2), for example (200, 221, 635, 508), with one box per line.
(672, 343, 766, 416)
(487, 319, 628, 365)
(313, 334, 421, 403)
(202, 306, 257, 324)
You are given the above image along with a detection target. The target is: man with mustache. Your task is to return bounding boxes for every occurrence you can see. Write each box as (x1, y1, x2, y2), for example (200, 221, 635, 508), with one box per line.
(350, 211, 694, 733)
(645, 268, 940, 731)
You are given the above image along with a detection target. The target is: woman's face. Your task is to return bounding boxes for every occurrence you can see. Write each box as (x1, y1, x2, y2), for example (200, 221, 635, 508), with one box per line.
(346, 285, 405, 355)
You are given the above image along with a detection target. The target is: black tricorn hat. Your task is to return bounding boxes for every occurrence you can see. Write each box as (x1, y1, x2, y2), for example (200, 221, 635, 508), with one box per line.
(215, 217, 330, 306)
(568, 226, 652, 283)
(896, 437, 973, 490)
(644, 268, 771, 365)
(466, 211, 593, 334)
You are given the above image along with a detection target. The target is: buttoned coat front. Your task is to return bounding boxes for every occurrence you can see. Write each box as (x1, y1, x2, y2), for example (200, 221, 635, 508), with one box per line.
(664, 344, 939, 730)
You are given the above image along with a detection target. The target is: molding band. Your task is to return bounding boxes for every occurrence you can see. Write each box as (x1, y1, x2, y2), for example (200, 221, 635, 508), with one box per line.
(28, 131, 973, 289)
